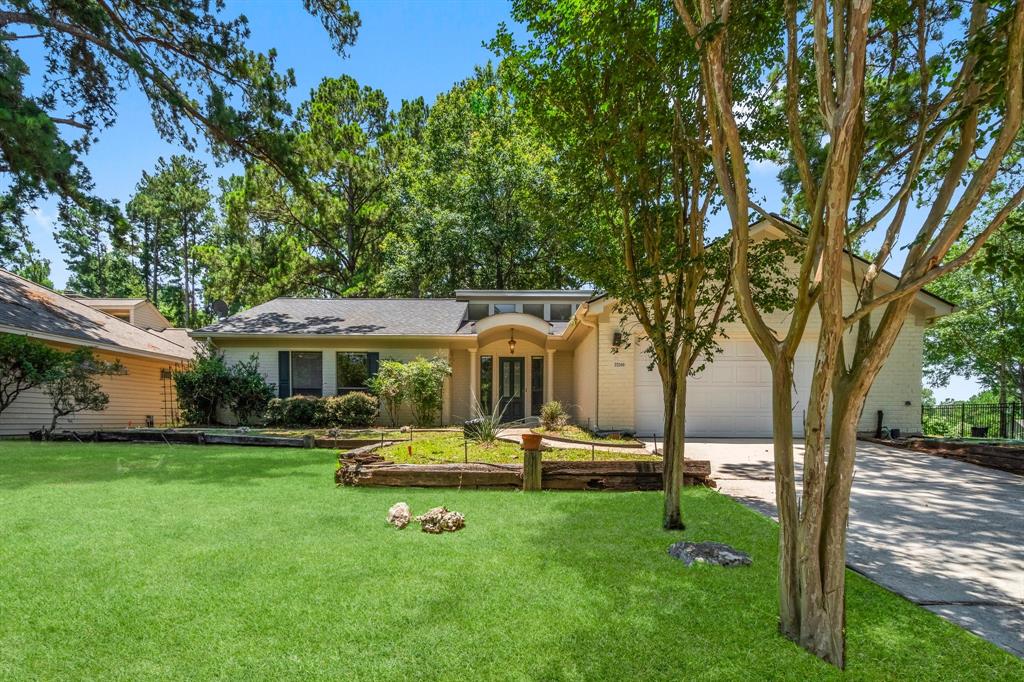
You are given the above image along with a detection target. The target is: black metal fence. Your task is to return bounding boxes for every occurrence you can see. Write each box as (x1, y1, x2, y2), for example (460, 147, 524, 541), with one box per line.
(921, 402, 1022, 440)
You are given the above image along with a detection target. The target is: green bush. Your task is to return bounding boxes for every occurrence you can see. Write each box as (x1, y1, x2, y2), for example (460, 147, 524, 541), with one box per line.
(175, 351, 275, 425)
(367, 360, 406, 427)
(539, 400, 569, 431)
(264, 398, 288, 426)
(174, 350, 233, 425)
(324, 392, 379, 427)
(284, 395, 320, 426)
(227, 355, 276, 425)
(405, 356, 452, 426)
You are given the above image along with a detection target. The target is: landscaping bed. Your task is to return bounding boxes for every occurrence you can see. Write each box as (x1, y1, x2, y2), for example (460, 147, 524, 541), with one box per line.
(531, 425, 645, 448)
(31, 427, 398, 451)
(337, 456, 713, 490)
(1, 441, 1020, 679)
(376, 431, 656, 464)
(862, 435, 1024, 475)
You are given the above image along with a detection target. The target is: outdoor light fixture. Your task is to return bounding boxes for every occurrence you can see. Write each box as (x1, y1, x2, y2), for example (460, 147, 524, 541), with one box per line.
(612, 331, 623, 347)
(508, 329, 517, 355)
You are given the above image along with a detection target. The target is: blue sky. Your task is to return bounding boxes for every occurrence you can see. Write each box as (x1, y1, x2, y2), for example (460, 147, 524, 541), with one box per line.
(22, 0, 978, 399)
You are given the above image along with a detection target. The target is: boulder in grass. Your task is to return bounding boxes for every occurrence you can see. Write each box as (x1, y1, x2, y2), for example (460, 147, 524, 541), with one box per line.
(386, 502, 411, 529)
(415, 506, 465, 534)
(667, 541, 751, 567)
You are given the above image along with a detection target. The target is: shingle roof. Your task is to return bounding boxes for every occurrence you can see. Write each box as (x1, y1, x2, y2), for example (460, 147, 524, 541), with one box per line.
(0, 269, 194, 360)
(193, 298, 470, 336)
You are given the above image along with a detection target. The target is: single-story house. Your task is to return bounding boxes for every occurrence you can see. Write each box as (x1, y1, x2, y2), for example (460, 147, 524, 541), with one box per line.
(0, 269, 196, 435)
(192, 221, 954, 437)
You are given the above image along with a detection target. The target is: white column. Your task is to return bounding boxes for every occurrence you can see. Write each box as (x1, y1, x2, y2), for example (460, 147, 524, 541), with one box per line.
(545, 348, 555, 404)
(469, 348, 479, 416)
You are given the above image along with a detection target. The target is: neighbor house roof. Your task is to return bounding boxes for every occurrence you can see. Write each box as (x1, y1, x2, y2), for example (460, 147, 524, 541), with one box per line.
(192, 298, 471, 337)
(0, 269, 194, 361)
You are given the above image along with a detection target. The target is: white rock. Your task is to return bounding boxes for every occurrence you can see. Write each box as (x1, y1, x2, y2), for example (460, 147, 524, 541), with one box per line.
(386, 502, 411, 529)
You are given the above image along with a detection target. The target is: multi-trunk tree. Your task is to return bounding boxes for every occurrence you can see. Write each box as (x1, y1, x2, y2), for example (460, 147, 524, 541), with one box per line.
(676, 0, 1024, 666)
(497, 0, 792, 529)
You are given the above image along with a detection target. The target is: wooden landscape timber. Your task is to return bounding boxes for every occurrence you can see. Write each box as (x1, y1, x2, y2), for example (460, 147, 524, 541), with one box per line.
(29, 429, 392, 451)
(336, 457, 714, 491)
(860, 436, 1024, 476)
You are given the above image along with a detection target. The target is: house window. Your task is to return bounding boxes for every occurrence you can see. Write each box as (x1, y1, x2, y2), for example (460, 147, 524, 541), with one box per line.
(549, 303, 573, 321)
(468, 303, 489, 321)
(291, 352, 323, 396)
(479, 355, 493, 412)
(531, 356, 544, 416)
(523, 303, 544, 319)
(493, 303, 516, 314)
(336, 352, 378, 394)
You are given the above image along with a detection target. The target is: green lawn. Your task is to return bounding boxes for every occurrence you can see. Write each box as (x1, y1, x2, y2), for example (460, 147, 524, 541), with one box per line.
(377, 431, 656, 463)
(0, 442, 1019, 680)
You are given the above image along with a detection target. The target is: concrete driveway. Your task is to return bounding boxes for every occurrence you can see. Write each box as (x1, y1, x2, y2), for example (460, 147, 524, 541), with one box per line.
(677, 439, 1024, 657)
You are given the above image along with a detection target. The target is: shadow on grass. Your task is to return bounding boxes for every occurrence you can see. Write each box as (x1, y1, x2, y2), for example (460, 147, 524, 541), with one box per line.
(0, 441, 332, 490)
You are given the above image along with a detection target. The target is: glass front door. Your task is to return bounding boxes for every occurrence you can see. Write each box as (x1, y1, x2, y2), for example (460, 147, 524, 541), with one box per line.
(498, 357, 525, 422)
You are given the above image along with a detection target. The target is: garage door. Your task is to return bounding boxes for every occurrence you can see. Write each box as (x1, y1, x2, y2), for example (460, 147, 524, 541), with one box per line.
(634, 337, 815, 437)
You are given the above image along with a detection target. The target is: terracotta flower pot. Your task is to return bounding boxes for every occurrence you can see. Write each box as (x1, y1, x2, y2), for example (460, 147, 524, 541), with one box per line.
(521, 432, 543, 451)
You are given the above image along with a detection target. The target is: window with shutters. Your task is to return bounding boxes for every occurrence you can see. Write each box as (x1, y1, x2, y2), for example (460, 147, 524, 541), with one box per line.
(336, 352, 378, 394)
(291, 352, 323, 397)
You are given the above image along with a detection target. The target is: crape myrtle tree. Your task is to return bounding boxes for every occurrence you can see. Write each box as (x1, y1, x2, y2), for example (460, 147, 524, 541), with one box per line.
(0, 0, 359, 263)
(495, 0, 793, 529)
(675, 0, 1024, 666)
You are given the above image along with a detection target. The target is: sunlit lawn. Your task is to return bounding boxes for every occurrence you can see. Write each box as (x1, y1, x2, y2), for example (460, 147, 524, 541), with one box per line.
(0, 442, 1019, 680)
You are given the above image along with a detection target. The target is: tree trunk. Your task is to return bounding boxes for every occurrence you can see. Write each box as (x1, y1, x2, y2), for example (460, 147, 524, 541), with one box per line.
(663, 370, 687, 530)
(769, 355, 801, 639)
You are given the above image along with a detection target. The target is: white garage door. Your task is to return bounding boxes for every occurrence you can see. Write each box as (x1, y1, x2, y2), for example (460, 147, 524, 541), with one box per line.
(634, 337, 815, 437)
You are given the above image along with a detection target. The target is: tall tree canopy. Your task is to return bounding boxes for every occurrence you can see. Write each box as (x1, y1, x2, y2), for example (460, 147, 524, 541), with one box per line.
(384, 63, 577, 296)
(0, 0, 359, 266)
(926, 212, 1024, 406)
(126, 155, 215, 326)
(54, 205, 143, 297)
(495, 0, 791, 530)
(676, 0, 1024, 666)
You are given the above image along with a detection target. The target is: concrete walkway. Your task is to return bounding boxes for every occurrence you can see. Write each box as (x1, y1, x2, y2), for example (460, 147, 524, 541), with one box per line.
(667, 439, 1024, 657)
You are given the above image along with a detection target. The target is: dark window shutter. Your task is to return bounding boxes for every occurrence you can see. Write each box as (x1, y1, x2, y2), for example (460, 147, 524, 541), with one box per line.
(368, 352, 379, 378)
(278, 351, 290, 398)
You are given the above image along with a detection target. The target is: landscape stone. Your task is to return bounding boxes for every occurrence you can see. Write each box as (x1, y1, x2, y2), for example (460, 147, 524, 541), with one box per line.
(667, 541, 752, 567)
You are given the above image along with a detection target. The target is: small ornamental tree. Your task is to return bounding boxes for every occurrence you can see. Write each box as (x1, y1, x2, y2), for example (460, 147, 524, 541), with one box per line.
(42, 348, 122, 433)
(367, 360, 407, 426)
(0, 333, 62, 417)
(404, 356, 451, 427)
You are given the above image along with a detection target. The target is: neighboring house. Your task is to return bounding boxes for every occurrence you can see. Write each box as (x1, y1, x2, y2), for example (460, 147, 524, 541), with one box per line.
(0, 270, 196, 435)
(193, 221, 954, 437)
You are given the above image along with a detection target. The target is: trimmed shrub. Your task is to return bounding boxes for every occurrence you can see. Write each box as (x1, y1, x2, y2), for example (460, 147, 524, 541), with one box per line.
(227, 355, 275, 425)
(325, 392, 379, 427)
(264, 398, 288, 426)
(284, 395, 320, 426)
(539, 400, 569, 431)
(174, 350, 233, 425)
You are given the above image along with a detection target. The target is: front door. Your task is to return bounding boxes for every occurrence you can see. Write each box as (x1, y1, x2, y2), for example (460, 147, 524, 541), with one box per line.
(498, 357, 525, 422)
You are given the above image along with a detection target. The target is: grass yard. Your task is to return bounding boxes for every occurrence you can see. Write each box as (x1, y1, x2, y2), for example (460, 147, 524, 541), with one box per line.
(1, 442, 1020, 680)
(376, 431, 656, 463)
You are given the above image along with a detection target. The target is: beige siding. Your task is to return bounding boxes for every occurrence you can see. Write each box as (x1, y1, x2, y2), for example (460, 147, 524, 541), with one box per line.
(216, 340, 451, 426)
(552, 350, 574, 411)
(0, 349, 182, 436)
(131, 303, 170, 331)
(449, 349, 471, 423)
(572, 325, 597, 427)
(595, 317, 634, 431)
